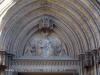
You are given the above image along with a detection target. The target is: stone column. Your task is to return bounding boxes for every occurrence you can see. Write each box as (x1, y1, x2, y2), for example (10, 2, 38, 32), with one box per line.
(7, 53, 14, 75)
(85, 52, 92, 75)
(92, 49, 98, 75)
(0, 51, 6, 75)
(78, 53, 85, 75)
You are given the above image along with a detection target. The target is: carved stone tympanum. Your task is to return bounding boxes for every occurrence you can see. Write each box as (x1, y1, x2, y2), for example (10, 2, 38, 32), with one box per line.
(23, 16, 67, 57)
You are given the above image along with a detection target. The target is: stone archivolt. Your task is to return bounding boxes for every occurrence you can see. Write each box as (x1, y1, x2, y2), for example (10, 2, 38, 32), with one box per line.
(0, 0, 100, 75)
(0, 0, 100, 59)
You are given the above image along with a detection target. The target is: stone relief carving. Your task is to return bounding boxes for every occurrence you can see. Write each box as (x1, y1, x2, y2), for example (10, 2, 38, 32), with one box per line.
(23, 16, 67, 57)
(35, 38, 54, 57)
(42, 39, 54, 57)
(56, 44, 66, 56)
(39, 16, 54, 29)
(24, 37, 67, 57)
(24, 44, 35, 56)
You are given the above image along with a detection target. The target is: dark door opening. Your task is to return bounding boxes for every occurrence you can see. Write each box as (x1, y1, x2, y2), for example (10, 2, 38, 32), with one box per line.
(18, 72, 73, 75)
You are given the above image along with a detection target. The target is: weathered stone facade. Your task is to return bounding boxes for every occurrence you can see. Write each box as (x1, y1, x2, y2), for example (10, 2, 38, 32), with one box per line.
(0, 0, 100, 75)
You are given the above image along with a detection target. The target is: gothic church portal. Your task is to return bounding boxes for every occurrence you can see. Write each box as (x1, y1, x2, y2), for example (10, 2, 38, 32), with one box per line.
(0, 0, 100, 75)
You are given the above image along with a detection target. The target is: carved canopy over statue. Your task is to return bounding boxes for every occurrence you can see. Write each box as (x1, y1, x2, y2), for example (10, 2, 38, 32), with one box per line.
(24, 16, 68, 57)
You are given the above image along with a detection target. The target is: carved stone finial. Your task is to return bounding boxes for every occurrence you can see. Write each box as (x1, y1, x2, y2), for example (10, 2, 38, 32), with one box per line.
(39, 16, 54, 29)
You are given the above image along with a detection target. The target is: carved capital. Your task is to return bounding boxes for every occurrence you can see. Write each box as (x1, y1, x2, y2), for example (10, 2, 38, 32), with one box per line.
(84, 51, 93, 68)
(92, 49, 98, 55)
(78, 53, 85, 60)
(92, 49, 99, 64)
(7, 52, 14, 59)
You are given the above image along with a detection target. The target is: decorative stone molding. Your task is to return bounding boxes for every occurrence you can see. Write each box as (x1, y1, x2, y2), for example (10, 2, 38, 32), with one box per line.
(41, 1, 51, 6)
(12, 69, 77, 73)
(12, 59, 79, 67)
(11, 58, 79, 73)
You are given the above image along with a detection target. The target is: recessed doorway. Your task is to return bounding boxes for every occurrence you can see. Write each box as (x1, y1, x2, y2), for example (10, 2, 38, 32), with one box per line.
(18, 72, 73, 75)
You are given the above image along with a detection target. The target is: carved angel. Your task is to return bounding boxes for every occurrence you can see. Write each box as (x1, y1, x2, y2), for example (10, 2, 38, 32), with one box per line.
(57, 44, 67, 56)
(57, 45, 61, 53)
(24, 46, 35, 56)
